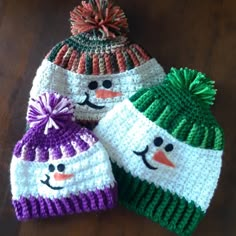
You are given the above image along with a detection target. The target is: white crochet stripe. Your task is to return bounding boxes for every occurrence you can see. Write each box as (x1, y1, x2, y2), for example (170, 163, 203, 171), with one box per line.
(10, 142, 115, 200)
(94, 100, 223, 212)
(29, 59, 165, 121)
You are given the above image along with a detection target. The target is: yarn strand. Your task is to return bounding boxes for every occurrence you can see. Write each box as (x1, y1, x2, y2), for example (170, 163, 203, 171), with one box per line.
(27, 93, 75, 135)
(70, 0, 129, 38)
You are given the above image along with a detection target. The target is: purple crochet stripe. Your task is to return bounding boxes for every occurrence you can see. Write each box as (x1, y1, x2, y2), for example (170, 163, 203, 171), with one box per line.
(13, 124, 98, 162)
(12, 184, 117, 220)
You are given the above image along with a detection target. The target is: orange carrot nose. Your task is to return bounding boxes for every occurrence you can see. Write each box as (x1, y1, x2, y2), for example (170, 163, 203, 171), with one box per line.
(53, 172, 74, 181)
(152, 150, 175, 168)
(96, 89, 122, 99)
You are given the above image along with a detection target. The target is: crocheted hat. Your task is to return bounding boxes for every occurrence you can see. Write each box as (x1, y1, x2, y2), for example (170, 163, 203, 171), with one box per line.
(94, 68, 224, 236)
(10, 93, 117, 221)
(29, 0, 165, 127)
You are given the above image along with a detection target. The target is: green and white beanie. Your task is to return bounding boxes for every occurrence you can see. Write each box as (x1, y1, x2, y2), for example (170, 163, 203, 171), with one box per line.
(94, 68, 224, 236)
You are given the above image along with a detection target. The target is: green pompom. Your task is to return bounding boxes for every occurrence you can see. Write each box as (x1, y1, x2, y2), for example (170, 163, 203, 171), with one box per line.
(166, 67, 217, 107)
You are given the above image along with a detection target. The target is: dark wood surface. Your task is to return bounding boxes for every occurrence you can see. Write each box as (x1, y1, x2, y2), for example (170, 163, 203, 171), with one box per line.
(0, 0, 235, 235)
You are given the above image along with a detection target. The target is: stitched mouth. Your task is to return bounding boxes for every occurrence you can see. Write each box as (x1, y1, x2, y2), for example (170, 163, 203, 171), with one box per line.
(133, 146, 158, 170)
(77, 92, 105, 110)
(40, 174, 64, 190)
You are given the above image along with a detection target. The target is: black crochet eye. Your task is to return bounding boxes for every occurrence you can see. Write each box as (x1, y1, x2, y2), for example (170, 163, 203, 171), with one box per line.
(102, 80, 112, 89)
(165, 144, 174, 152)
(57, 164, 65, 172)
(88, 81, 98, 90)
(49, 164, 55, 172)
(154, 137, 163, 147)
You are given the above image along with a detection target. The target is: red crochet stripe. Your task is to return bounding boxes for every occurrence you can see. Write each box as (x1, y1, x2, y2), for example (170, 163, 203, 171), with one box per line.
(54, 45, 68, 66)
(132, 44, 150, 61)
(127, 48, 140, 67)
(116, 50, 126, 72)
(67, 50, 77, 70)
(104, 53, 113, 74)
(93, 54, 99, 75)
(77, 53, 86, 74)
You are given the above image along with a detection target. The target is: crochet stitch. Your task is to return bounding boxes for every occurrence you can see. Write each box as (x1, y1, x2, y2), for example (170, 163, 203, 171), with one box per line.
(10, 93, 117, 220)
(94, 68, 224, 236)
(29, 0, 166, 127)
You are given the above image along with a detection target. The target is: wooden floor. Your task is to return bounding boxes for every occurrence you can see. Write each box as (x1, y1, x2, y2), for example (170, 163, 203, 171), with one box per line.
(0, 0, 235, 235)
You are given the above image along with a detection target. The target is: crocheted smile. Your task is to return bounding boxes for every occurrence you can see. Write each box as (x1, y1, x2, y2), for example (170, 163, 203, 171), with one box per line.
(77, 80, 122, 110)
(133, 136, 175, 170)
(40, 163, 74, 190)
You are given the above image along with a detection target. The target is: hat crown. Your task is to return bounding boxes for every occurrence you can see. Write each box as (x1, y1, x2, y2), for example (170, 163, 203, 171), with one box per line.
(13, 123, 98, 162)
(166, 67, 216, 108)
(45, 1, 152, 76)
(14, 93, 99, 162)
(130, 68, 224, 150)
(66, 33, 128, 53)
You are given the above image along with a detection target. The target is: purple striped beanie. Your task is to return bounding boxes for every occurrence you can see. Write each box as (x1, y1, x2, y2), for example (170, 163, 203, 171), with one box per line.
(10, 93, 117, 221)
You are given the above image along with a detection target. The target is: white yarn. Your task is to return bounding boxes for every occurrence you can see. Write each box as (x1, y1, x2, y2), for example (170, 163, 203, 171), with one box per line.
(94, 99, 223, 212)
(10, 142, 115, 200)
(29, 59, 166, 121)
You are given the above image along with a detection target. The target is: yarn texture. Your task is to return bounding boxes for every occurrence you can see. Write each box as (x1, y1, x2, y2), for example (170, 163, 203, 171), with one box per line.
(28, 0, 166, 127)
(70, 0, 129, 38)
(11, 93, 117, 220)
(94, 68, 224, 236)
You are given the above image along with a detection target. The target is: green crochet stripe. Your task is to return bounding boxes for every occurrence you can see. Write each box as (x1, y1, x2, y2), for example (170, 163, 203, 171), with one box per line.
(47, 42, 64, 62)
(130, 82, 224, 150)
(64, 33, 129, 53)
(112, 163, 205, 236)
(123, 51, 134, 70)
(85, 54, 93, 75)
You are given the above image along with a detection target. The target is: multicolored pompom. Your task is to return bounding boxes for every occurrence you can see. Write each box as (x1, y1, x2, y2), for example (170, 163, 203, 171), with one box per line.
(70, 0, 129, 38)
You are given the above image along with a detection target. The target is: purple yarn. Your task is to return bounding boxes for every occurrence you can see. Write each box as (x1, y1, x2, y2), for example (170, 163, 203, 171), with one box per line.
(27, 93, 75, 135)
(12, 184, 118, 221)
(11, 92, 116, 222)
(13, 122, 98, 161)
(13, 93, 99, 162)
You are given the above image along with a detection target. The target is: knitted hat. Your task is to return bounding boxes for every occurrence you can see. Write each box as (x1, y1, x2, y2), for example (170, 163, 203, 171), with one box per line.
(10, 93, 117, 221)
(29, 0, 165, 128)
(94, 68, 224, 236)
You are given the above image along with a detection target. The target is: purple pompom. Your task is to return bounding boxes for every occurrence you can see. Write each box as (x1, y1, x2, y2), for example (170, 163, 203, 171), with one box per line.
(27, 93, 75, 135)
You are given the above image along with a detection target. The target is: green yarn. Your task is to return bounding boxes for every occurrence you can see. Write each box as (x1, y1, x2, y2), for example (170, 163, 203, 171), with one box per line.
(129, 68, 224, 150)
(129, 88, 149, 103)
(112, 163, 205, 236)
(132, 90, 156, 112)
(123, 51, 134, 70)
(65, 33, 128, 52)
(110, 53, 119, 73)
(85, 54, 93, 74)
(166, 68, 216, 108)
(47, 42, 64, 62)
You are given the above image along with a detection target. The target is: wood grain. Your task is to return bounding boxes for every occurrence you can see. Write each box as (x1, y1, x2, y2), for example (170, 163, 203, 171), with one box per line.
(0, 0, 235, 235)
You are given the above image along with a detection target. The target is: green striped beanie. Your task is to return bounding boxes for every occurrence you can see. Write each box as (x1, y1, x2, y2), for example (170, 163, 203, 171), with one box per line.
(94, 68, 224, 236)
(29, 0, 165, 128)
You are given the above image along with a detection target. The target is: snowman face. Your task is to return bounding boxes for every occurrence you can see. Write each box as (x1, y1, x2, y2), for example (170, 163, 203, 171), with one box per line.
(133, 136, 175, 170)
(40, 163, 74, 190)
(94, 100, 223, 212)
(77, 79, 122, 110)
(10, 142, 115, 200)
(30, 59, 165, 121)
